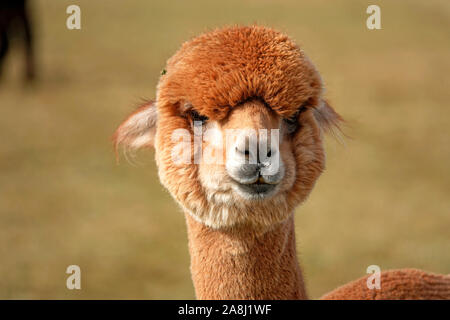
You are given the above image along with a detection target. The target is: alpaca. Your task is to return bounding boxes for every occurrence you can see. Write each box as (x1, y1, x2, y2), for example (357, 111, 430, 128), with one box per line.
(114, 26, 450, 299)
(0, 0, 35, 81)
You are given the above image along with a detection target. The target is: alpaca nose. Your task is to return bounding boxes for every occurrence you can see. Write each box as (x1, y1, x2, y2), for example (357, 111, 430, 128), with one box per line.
(234, 144, 274, 166)
(233, 135, 276, 167)
(226, 130, 282, 185)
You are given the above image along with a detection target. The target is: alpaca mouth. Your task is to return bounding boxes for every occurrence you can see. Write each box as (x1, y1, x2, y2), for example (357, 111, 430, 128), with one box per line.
(233, 176, 278, 199)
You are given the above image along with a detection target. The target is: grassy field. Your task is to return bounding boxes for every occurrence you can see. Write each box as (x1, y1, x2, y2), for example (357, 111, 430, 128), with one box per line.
(0, 0, 449, 299)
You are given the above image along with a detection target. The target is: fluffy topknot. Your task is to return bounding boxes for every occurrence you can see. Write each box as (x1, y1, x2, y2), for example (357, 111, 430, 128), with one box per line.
(157, 25, 323, 120)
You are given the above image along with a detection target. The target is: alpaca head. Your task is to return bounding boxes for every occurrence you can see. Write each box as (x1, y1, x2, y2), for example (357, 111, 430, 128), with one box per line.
(114, 26, 341, 231)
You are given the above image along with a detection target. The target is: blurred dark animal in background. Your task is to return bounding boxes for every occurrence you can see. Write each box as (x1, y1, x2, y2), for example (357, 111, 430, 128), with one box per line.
(0, 0, 35, 81)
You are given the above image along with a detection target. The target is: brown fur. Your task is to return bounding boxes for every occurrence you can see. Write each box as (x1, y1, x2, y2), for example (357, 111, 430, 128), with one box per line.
(186, 214, 306, 299)
(157, 25, 322, 121)
(114, 25, 449, 300)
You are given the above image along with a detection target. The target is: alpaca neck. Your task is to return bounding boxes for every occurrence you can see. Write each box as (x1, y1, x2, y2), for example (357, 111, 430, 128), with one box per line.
(185, 213, 307, 299)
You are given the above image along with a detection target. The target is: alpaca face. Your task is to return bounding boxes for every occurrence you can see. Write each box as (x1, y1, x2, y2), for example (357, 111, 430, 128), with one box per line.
(114, 26, 341, 230)
(114, 98, 339, 230)
(196, 99, 295, 202)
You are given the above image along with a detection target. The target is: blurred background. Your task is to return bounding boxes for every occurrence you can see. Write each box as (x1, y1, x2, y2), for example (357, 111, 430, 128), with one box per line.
(0, 0, 449, 299)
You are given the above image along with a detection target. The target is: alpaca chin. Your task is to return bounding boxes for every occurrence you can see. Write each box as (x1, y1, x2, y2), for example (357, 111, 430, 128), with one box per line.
(180, 187, 294, 231)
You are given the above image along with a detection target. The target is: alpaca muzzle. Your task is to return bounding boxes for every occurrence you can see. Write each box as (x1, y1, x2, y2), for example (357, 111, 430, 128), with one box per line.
(225, 128, 284, 198)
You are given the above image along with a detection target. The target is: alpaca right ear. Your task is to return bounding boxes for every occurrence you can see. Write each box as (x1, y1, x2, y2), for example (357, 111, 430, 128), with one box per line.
(113, 101, 158, 156)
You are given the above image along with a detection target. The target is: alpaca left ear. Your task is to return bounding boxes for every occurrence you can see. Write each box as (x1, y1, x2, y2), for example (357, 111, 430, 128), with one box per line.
(113, 100, 158, 155)
(312, 99, 343, 136)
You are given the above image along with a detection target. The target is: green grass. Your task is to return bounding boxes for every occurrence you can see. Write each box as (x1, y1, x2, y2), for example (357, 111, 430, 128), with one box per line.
(0, 0, 449, 299)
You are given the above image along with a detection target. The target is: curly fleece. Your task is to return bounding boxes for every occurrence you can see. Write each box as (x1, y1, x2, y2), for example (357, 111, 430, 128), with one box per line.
(157, 25, 322, 120)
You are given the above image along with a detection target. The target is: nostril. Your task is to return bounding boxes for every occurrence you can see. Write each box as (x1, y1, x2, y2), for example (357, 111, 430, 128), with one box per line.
(266, 150, 271, 158)
(235, 146, 250, 157)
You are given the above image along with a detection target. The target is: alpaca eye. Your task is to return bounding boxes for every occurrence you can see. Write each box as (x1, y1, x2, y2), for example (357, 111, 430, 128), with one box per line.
(284, 105, 308, 134)
(189, 110, 209, 125)
(284, 116, 298, 134)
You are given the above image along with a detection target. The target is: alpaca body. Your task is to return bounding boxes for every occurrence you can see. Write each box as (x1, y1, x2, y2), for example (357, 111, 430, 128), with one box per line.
(322, 269, 450, 300)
